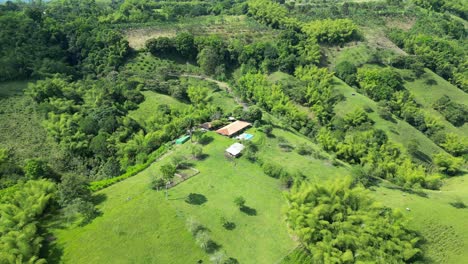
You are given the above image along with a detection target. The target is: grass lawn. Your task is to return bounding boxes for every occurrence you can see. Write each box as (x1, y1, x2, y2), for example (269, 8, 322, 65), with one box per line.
(50, 132, 299, 263)
(372, 174, 468, 263)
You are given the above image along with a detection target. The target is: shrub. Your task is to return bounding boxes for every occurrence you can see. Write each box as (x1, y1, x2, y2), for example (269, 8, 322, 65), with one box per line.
(262, 162, 287, 179)
(262, 124, 273, 136)
(151, 177, 165, 190)
(296, 143, 313, 155)
(233, 196, 246, 209)
(433, 153, 464, 175)
(191, 145, 203, 159)
(90, 145, 168, 192)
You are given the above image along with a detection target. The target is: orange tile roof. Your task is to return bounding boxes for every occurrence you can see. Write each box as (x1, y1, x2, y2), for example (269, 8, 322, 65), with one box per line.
(216, 120, 251, 136)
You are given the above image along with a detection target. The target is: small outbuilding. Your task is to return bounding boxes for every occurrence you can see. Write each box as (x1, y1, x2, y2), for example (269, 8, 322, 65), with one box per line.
(225, 143, 245, 157)
(200, 122, 213, 130)
(216, 120, 252, 137)
(175, 135, 190, 145)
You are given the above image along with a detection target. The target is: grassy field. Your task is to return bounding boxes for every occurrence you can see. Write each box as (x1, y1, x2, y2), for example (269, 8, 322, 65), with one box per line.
(332, 77, 447, 159)
(50, 132, 299, 263)
(373, 174, 468, 263)
(268, 71, 447, 159)
(401, 69, 468, 135)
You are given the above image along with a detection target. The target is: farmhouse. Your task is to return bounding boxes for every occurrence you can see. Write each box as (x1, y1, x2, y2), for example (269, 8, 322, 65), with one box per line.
(225, 142, 245, 157)
(216, 120, 252, 137)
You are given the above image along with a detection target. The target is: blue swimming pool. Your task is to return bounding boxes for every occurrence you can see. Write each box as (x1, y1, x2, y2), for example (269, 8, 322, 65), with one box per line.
(243, 133, 254, 140)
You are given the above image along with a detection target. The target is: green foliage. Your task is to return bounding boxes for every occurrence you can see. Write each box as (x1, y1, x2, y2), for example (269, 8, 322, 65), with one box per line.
(197, 46, 225, 76)
(146, 37, 176, 56)
(58, 174, 92, 207)
(262, 162, 287, 179)
(234, 196, 246, 208)
(440, 133, 468, 157)
(285, 178, 422, 263)
(190, 145, 203, 160)
(296, 143, 313, 156)
(175, 32, 196, 59)
(388, 29, 467, 91)
(90, 145, 168, 192)
(334, 61, 357, 85)
(0, 180, 56, 263)
(241, 106, 263, 122)
(433, 153, 464, 175)
(160, 163, 176, 180)
(237, 72, 311, 131)
(295, 66, 336, 125)
(433, 95, 468, 127)
(23, 159, 54, 180)
(302, 19, 358, 44)
(247, 0, 299, 30)
(343, 108, 373, 129)
(356, 67, 403, 101)
(187, 85, 210, 106)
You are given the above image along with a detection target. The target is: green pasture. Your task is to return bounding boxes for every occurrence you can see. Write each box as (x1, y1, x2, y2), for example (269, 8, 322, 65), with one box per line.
(401, 69, 468, 135)
(50, 132, 299, 263)
(333, 77, 447, 158)
(373, 174, 468, 264)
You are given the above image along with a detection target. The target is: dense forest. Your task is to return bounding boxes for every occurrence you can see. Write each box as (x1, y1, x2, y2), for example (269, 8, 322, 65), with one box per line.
(0, 0, 467, 263)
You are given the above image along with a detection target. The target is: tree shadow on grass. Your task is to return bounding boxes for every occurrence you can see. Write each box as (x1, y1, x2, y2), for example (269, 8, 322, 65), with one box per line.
(240, 206, 257, 216)
(185, 193, 207, 205)
(412, 150, 432, 164)
(195, 153, 210, 161)
(198, 135, 214, 145)
(205, 240, 221, 254)
(385, 185, 428, 198)
(91, 193, 107, 205)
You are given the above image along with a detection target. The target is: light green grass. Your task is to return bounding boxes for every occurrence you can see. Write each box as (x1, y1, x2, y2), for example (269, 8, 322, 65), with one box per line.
(129, 91, 188, 125)
(401, 69, 468, 135)
(52, 132, 298, 263)
(333, 77, 447, 158)
(253, 125, 350, 182)
(50, 172, 208, 263)
(372, 174, 468, 263)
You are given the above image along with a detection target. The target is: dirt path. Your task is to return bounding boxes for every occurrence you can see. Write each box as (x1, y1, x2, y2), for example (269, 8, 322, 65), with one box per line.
(180, 74, 249, 110)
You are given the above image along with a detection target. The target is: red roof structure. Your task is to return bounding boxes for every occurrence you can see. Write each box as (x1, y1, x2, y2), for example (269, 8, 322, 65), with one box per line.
(216, 120, 251, 137)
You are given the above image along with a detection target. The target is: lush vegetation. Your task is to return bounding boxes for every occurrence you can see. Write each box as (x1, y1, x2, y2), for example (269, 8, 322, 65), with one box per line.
(285, 178, 421, 263)
(0, 0, 467, 263)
